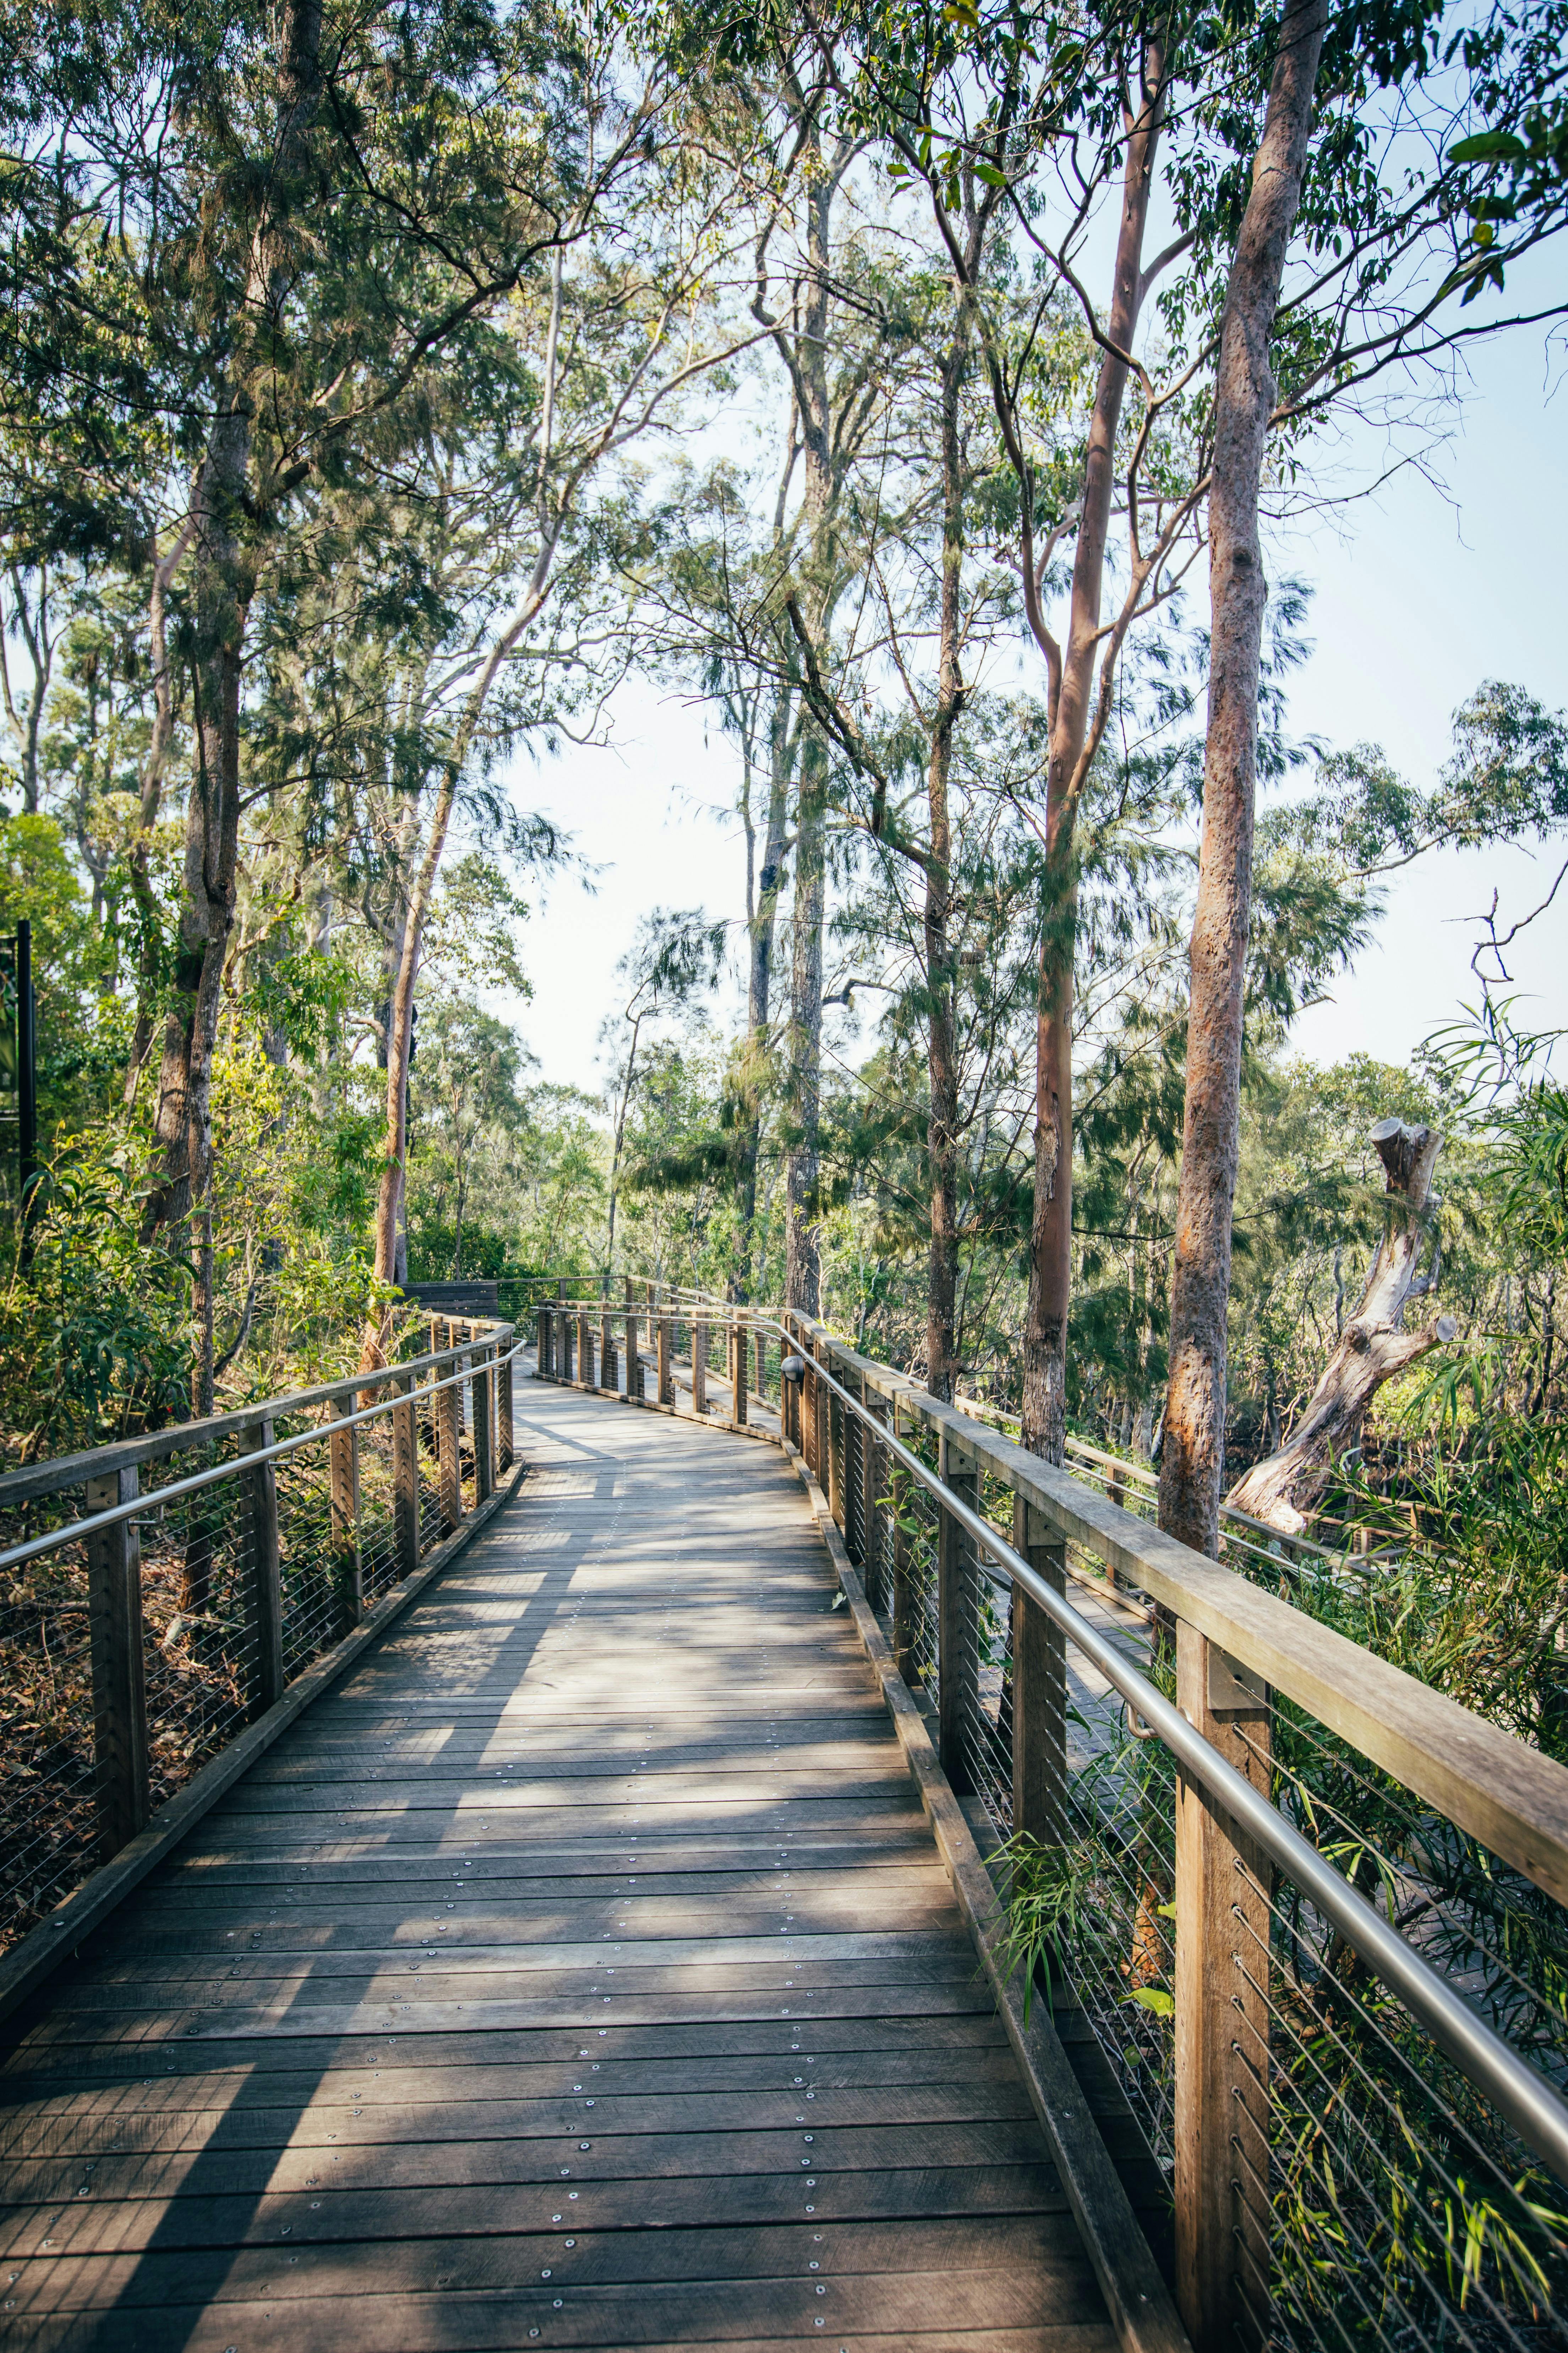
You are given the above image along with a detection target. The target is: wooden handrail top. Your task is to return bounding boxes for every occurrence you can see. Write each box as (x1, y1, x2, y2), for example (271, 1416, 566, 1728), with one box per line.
(758, 1307, 1568, 1916)
(0, 1320, 517, 1508)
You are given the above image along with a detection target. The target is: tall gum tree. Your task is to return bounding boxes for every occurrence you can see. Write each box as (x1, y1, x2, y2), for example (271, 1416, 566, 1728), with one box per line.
(807, 12, 1209, 1454)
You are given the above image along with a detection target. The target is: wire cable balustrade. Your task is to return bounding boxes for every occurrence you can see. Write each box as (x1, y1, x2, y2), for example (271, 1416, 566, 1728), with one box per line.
(0, 1318, 523, 1990)
(535, 1285, 1568, 2353)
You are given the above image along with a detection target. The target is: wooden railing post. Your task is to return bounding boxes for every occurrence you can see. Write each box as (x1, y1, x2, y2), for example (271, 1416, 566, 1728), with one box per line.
(241, 1418, 285, 1716)
(732, 1316, 747, 1426)
(754, 1325, 767, 1405)
(861, 1382, 886, 1602)
(657, 1311, 672, 1406)
(330, 1397, 364, 1626)
(436, 1351, 462, 1534)
(394, 1369, 421, 1578)
(843, 1371, 866, 1564)
(474, 1344, 494, 1503)
(1010, 1496, 1067, 1846)
(825, 1362, 845, 1531)
(86, 1466, 149, 1859)
(937, 1425, 980, 1793)
(599, 1308, 615, 1393)
(693, 1316, 707, 1415)
(624, 1288, 642, 1400)
(498, 1344, 515, 1471)
(890, 1396, 918, 1685)
(578, 1311, 592, 1389)
(1175, 1623, 1273, 2353)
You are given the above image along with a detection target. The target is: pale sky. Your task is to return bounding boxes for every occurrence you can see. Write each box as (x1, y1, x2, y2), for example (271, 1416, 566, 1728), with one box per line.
(494, 311, 1568, 1102)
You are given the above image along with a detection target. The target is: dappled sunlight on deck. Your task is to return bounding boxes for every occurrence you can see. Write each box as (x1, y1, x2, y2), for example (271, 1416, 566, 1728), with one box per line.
(0, 1377, 1113, 2351)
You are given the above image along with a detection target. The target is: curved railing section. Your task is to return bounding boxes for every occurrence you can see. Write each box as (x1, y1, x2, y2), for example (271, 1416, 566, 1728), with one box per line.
(536, 1281, 1568, 2353)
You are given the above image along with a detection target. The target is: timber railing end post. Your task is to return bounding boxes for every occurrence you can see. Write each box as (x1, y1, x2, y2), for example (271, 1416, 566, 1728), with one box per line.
(86, 1464, 149, 1859)
(474, 1343, 495, 1503)
(394, 1367, 421, 1581)
(241, 1417, 284, 1716)
(1174, 1620, 1273, 2353)
(1010, 1494, 1067, 1848)
(499, 1342, 515, 1471)
(330, 1395, 364, 1627)
(436, 1346, 462, 1534)
(936, 1423, 979, 1795)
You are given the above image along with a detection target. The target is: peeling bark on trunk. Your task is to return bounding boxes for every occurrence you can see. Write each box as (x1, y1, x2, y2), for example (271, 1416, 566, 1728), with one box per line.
(1228, 1121, 1454, 1535)
(1158, 0, 1328, 1556)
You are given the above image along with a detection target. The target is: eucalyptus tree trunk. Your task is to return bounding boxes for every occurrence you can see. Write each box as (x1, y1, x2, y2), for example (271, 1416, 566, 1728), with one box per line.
(1018, 50, 1166, 1464)
(782, 149, 837, 1319)
(122, 522, 192, 1107)
(735, 686, 792, 1302)
(1159, 0, 1330, 1556)
(786, 739, 826, 1317)
(143, 0, 323, 1416)
(145, 403, 251, 1418)
(1227, 1122, 1454, 1535)
(924, 309, 971, 1403)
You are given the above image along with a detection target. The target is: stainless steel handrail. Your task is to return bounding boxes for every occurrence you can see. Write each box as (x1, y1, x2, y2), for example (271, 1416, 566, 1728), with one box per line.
(547, 1293, 1568, 2186)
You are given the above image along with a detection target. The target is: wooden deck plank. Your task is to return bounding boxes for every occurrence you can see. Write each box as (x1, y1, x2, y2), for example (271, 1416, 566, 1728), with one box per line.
(0, 1378, 1116, 2348)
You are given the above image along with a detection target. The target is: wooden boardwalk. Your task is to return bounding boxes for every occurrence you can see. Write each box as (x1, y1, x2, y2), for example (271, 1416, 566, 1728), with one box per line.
(0, 1377, 1118, 2351)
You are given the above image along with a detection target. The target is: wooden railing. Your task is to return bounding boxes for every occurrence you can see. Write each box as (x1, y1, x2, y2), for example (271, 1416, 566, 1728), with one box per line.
(536, 1284, 1568, 2353)
(0, 1317, 523, 2009)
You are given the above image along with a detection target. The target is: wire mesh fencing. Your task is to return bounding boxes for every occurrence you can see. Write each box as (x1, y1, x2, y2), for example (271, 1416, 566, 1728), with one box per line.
(0, 1323, 519, 1964)
(782, 1314, 1568, 2353)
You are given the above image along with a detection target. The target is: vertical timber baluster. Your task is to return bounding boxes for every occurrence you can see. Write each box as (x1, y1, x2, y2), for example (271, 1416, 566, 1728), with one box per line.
(330, 1397, 364, 1626)
(536, 1305, 549, 1377)
(732, 1317, 747, 1426)
(1175, 1623, 1273, 2353)
(436, 1351, 462, 1533)
(626, 1297, 642, 1400)
(936, 1426, 979, 1794)
(600, 1307, 616, 1394)
(693, 1317, 707, 1415)
(242, 1419, 285, 1716)
(499, 1343, 515, 1471)
(474, 1344, 494, 1503)
(86, 1466, 149, 1859)
(1010, 1495, 1067, 1846)
(394, 1369, 421, 1578)
(657, 1311, 672, 1407)
(579, 1311, 592, 1388)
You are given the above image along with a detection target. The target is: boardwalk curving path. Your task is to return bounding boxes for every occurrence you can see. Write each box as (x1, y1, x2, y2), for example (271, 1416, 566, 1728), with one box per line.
(1, 1375, 1118, 2351)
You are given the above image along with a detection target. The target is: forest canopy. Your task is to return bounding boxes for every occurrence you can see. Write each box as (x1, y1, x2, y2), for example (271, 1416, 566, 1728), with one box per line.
(0, 0, 1564, 1633)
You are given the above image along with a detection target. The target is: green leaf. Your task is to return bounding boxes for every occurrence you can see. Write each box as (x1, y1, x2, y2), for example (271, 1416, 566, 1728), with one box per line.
(1449, 131, 1528, 165)
(1126, 1986, 1174, 2017)
(973, 162, 1009, 189)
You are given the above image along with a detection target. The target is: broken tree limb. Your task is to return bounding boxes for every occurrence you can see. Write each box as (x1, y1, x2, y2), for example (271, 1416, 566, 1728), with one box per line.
(1226, 1120, 1457, 1536)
